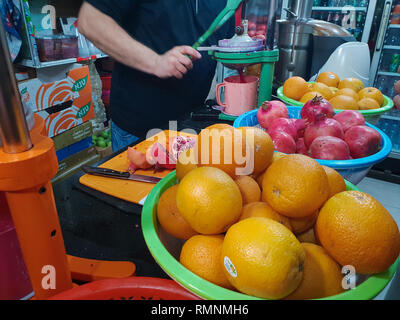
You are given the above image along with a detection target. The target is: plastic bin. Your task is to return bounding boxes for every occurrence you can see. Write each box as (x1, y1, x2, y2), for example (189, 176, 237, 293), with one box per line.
(100, 75, 112, 91)
(233, 107, 393, 185)
(36, 35, 78, 62)
(49, 277, 201, 300)
(141, 171, 399, 300)
(0, 194, 33, 300)
(276, 86, 394, 126)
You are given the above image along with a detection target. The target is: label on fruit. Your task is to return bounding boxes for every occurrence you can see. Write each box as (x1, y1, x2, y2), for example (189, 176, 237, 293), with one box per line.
(224, 256, 237, 278)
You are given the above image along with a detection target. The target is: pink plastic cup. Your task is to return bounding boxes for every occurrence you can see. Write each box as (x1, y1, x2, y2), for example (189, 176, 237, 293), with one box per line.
(216, 75, 259, 116)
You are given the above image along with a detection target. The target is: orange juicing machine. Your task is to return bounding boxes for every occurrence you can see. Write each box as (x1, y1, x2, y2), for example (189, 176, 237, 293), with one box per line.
(0, 21, 134, 299)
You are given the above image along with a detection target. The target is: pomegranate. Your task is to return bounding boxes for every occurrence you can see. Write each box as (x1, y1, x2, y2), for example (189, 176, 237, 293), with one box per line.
(309, 136, 351, 160)
(394, 95, 400, 110)
(344, 126, 382, 159)
(256, 100, 289, 130)
(301, 96, 334, 125)
(169, 135, 196, 160)
(268, 118, 298, 140)
(270, 131, 296, 154)
(294, 119, 307, 138)
(149, 142, 177, 171)
(333, 110, 365, 132)
(296, 138, 308, 156)
(394, 80, 400, 95)
(127, 147, 152, 172)
(304, 118, 344, 148)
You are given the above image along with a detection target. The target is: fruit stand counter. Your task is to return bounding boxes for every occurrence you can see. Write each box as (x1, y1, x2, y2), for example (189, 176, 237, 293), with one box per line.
(52, 113, 400, 299)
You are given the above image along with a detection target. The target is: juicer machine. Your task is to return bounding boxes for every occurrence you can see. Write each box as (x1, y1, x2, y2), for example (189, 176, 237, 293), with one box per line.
(194, 0, 280, 107)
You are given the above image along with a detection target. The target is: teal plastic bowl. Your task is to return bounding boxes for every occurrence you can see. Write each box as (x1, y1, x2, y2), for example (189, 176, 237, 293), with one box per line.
(142, 171, 399, 300)
(233, 107, 393, 185)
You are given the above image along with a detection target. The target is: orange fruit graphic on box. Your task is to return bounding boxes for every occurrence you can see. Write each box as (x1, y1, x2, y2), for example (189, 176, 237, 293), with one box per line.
(18, 66, 94, 137)
(36, 79, 77, 111)
(38, 97, 94, 137)
(18, 66, 92, 112)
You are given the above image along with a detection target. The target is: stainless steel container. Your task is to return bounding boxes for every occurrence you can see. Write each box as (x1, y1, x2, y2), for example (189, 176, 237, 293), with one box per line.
(274, 0, 352, 88)
(274, 19, 314, 89)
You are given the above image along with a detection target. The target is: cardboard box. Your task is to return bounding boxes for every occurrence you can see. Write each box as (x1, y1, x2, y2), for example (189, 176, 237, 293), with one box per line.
(53, 146, 100, 184)
(52, 153, 100, 186)
(95, 145, 113, 159)
(52, 121, 93, 151)
(18, 66, 94, 137)
(56, 137, 93, 162)
(19, 66, 92, 112)
(35, 95, 95, 137)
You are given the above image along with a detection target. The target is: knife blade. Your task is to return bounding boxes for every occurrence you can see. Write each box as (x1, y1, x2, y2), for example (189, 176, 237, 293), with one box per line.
(81, 166, 162, 184)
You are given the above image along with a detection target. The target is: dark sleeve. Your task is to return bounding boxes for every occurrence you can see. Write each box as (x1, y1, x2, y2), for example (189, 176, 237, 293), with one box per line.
(84, 0, 139, 24)
(225, 15, 235, 39)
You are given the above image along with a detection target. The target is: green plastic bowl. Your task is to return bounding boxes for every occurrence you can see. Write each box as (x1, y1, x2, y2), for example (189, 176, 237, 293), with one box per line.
(142, 171, 399, 300)
(276, 86, 394, 126)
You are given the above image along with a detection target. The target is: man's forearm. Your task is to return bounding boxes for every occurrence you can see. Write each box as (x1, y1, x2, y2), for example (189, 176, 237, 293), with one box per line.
(78, 2, 158, 75)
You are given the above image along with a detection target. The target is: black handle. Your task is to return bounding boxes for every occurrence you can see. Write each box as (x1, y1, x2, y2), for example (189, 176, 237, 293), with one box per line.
(82, 166, 130, 179)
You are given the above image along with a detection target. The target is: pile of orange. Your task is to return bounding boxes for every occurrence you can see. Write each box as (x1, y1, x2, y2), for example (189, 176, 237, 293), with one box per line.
(156, 125, 400, 300)
(283, 72, 385, 110)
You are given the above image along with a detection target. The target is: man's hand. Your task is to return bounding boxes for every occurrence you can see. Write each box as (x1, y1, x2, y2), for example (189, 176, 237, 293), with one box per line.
(78, 4, 201, 79)
(153, 46, 202, 79)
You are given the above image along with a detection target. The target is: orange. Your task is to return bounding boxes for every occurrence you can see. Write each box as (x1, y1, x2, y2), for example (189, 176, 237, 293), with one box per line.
(297, 228, 317, 244)
(358, 87, 384, 106)
(262, 154, 330, 218)
(176, 167, 243, 235)
(289, 210, 319, 235)
(157, 185, 198, 240)
(322, 166, 346, 198)
(239, 201, 293, 231)
(245, 64, 261, 78)
(308, 82, 334, 100)
(197, 124, 244, 178)
(176, 148, 198, 182)
(334, 88, 360, 102)
(329, 87, 339, 95)
(300, 91, 324, 104)
(316, 191, 400, 274)
(358, 98, 380, 110)
(317, 72, 340, 88)
(272, 151, 286, 162)
(237, 126, 274, 175)
(180, 235, 234, 289)
(285, 243, 344, 300)
(338, 78, 364, 93)
(329, 95, 359, 110)
(283, 76, 309, 101)
(256, 152, 286, 189)
(221, 217, 305, 299)
(256, 170, 267, 189)
(235, 176, 261, 205)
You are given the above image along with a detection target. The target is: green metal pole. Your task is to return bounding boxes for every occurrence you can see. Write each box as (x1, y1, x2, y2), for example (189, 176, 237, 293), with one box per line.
(258, 62, 275, 106)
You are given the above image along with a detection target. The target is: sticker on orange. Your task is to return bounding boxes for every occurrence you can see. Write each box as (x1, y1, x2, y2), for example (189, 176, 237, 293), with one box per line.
(224, 256, 237, 278)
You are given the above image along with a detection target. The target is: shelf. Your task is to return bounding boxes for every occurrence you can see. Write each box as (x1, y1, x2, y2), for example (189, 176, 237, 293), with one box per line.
(377, 71, 400, 77)
(383, 45, 400, 50)
(389, 151, 400, 160)
(19, 53, 108, 69)
(312, 6, 367, 11)
(381, 114, 400, 121)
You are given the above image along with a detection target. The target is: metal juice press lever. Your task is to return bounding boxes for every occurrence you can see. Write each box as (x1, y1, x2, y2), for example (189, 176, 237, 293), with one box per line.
(192, 0, 245, 50)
